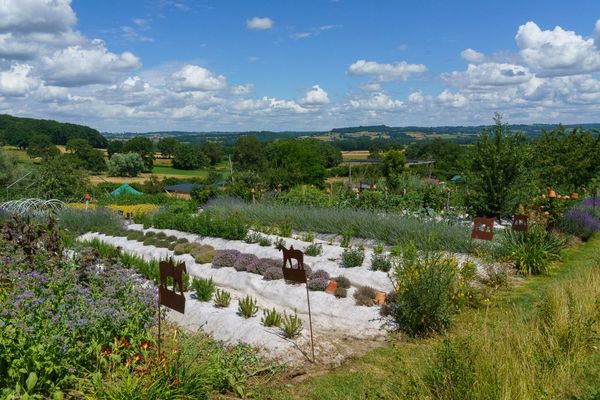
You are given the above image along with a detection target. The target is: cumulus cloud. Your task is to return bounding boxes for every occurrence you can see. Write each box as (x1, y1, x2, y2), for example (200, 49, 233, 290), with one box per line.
(460, 48, 485, 63)
(302, 85, 329, 105)
(0, 64, 40, 96)
(516, 21, 600, 76)
(348, 59, 427, 81)
(349, 92, 403, 110)
(437, 90, 468, 108)
(0, 0, 76, 33)
(246, 17, 273, 30)
(442, 62, 532, 89)
(171, 64, 227, 92)
(408, 91, 424, 103)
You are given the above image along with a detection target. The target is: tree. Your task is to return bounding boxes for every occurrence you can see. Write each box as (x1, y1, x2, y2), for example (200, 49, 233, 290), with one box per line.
(264, 139, 327, 188)
(26, 135, 60, 160)
(233, 136, 266, 171)
(65, 138, 106, 173)
(172, 143, 209, 170)
(200, 141, 222, 165)
(107, 153, 145, 177)
(382, 149, 406, 177)
(107, 140, 124, 157)
(157, 137, 178, 158)
(466, 114, 528, 217)
(33, 155, 90, 201)
(531, 126, 600, 191)
(123, 137, 154, 172)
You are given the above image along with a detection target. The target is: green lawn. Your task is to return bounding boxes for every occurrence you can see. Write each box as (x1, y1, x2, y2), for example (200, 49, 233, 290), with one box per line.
(258, 236, 600, 400)
(151, 166, 209, 177)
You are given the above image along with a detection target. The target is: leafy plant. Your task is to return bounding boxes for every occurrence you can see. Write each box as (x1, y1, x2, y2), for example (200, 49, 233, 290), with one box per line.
(334, 276, 351, 289)
(341, 225, 354, 248)
(261, 308, 282, 327)
(192, 277, 215, 302)
(238, 296, 259, 318)
(334, 287, 347, 298)
(273, 237, 286, 249)
(301, 231, 315, 242)
(341, 247, 365, 268)
(304, 242, 323, 257)
(499, 226, 565, 275)
(213, 289, 231, 308)
(281, 311, 303, 338)
(258, 236, 272, 247)
(370, 253, 392, 272)
(212, 249, 241, 268)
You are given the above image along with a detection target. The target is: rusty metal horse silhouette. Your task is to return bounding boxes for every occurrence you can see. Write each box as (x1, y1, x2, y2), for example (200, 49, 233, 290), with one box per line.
(277, 244, 307, 283)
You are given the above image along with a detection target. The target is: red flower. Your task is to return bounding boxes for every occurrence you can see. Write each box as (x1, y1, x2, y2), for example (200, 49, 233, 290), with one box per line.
(172, 377, 180, 385)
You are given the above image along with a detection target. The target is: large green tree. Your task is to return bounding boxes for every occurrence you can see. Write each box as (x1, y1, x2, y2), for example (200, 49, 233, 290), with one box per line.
(26, 135, 60, 160)
(466, 115, 529, 217)
(531, 126, 600, 191)
(66, 138, 106, 173)
(233, 136, 266, 171)
(107, 153, 145, 177)
(172, 143, 209, 170)
(33, 155, 90, 200)
(123, 137, 154, 172)
(200, 141, 222, 165)
(157, 137, 178, 159)
(264, 138, 327, 188)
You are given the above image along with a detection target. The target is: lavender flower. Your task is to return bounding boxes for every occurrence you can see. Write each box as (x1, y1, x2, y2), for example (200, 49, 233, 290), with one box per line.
(212, 249, 241, 268)
(233, 253, 259, 272)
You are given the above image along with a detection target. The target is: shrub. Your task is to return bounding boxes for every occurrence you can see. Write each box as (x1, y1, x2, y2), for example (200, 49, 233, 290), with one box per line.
(304, 243, 323, 256)
(143, 237, 158, 246)
(56, 207, 123, 236)
(189, 244, 215, 264)
(341, 225, 354, 248)
(176, 237, 189, 244)
(147, 209, 249, 240)
(354, 285, 377, 306)
(167, 242, 176, 251)
(341, 247, 365, 268)
(173, 242, 192, 255)
(334, 276, 351, 289)
(308, 277, 329, 291)
(499, 226, 565, 275)
(373, 242, 385, 255)
(276, 218, 293, 237)
(126, 231, 143, 241)
(560, 207, 600, 240)
(258, 236, 272, 247)
(301, 231, 315, 242)
(166, 235, 178, 242)
(261, 308, 282, 327)
(155, 240, 171, 248)
(213, 289, 231, 308)
(392, 244, 458, 337)
(233, 253, 259, 272)
(245, 232, 262, 243)
(238, 296, 259, 318)
(156, 232, 167, 239)
(281, 311, 303, 338)
(263, 266, 284, 281)
(334, 287, 347, 298)
(379, 291, 397, 316)
(212, 250, 241, 268)
(145, 231, 157, 237)
(371, 253, 392, 272)
(246, 257, 278, 275)
(192, 277, 215, 301)
(309, 269, 330, 281)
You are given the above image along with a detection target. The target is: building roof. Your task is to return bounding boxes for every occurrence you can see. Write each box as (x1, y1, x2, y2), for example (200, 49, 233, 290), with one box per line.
(164, 183, 203, 193)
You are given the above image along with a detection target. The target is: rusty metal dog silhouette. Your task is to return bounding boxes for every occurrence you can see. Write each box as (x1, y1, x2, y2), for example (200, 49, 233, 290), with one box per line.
(276, 243, 304, 269)
(159, 260, 187, 294)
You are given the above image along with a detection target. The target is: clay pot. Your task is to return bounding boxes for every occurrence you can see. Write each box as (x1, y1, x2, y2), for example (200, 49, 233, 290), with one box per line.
(325, 280, 337, 295)
(549, 190, 556, 198)
(572, 192, 579, 200)
(375, 291, 386, 305)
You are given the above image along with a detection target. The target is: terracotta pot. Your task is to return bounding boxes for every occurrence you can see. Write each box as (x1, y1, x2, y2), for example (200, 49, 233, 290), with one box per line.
(325, 280, 337, 295)
(549, 190, 556, 198)
(572, 192, 579, 200)
(375, 291, 386, 305)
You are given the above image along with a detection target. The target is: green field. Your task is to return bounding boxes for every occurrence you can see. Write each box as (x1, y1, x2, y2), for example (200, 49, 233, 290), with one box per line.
(151, 166, 209, 177)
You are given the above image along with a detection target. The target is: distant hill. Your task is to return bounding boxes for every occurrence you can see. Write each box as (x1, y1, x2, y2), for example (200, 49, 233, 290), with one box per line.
(104, 123, 600, 146)
(0, 114, 107, 148)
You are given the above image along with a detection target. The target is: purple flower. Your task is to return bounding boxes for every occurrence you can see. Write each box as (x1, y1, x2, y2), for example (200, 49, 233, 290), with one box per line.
(212, 249, 241, 268)
(233, 253, 259, 272)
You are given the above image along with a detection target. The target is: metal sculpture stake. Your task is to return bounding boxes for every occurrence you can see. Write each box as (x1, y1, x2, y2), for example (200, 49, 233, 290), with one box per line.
(277, 244, 315, 363)
(157, 260, 187, 356)
(471, 216, 496, 260)
(511, 214, 529, 232)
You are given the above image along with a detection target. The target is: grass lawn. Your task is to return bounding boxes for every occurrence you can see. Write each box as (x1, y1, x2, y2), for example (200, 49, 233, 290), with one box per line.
(151, 166, 209, 177)
(258, 236, 600, 400)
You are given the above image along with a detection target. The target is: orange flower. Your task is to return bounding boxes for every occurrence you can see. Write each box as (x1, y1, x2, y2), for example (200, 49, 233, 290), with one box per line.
(132, 353, 142, 362)
(121, 337, 130, 348)
(100, 348, 112, 356)
(173, 377, 180, 385)
(141, 341, 151, 350)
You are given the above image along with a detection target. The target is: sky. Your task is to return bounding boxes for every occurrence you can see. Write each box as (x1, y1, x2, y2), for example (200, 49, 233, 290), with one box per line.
(1, 0, 600, 132)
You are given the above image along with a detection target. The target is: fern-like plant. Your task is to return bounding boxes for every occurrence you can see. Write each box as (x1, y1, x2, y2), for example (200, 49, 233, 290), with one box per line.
(192, 277, 214, 302)
(238, 295, 259, 318)
(304, 243, 323, 257)
(261, 308, 282, 327)
(281, 310, 303, 338)
(213, 288, 231, 308)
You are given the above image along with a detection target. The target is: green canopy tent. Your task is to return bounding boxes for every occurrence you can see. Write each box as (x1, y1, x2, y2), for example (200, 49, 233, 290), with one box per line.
(111, 183, 143, 197)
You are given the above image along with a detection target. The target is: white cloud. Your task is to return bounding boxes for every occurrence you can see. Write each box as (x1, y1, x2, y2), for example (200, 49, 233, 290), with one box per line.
(302, 85, 329, 105)
(516, 21, 600, 76)
(0, 0, 76, 33)
(42, 41, 141, 86)
(0, 64, 40, 96)
(460, 48, 485, 63)
(233, 96, 308, 114)
(437, 90, 468, 108)
(349, 92, 403, 110)
(171, 64, 227, 92)
(246, 17, 273, 30)
(408, 91, 424, 104)
(290, 24, 341, 40)
(348, 59, 427, 81)
(231, 84, 253, 95)
(443, 62, 532, 89)
(360, 82, 381, 92)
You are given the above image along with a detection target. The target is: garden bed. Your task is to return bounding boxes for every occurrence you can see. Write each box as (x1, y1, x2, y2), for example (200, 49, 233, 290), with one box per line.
(77, 227, 396, 365)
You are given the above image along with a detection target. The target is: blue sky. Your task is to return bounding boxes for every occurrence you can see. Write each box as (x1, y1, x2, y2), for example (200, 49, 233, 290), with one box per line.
(1, 0, 600, 131)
